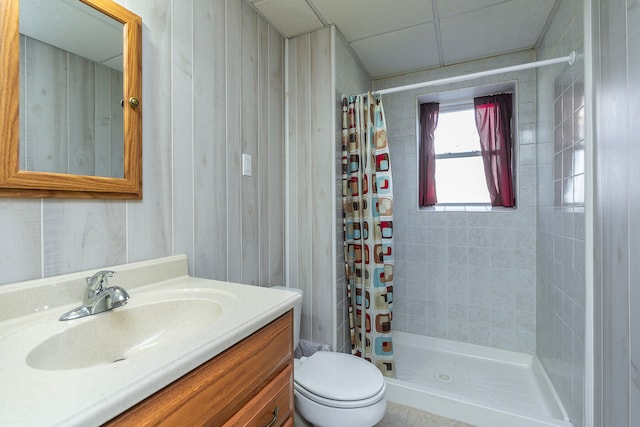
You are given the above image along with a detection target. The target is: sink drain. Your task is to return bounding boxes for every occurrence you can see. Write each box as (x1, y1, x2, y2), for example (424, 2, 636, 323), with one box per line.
(112, 358, 126, 363)
(436, 373, 453, 382)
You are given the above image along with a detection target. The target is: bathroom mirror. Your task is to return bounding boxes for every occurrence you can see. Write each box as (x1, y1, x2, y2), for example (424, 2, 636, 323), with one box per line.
(0, 0, 142, 198)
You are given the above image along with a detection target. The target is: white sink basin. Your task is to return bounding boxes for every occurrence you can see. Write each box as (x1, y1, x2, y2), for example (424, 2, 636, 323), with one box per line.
(27, 295, 224, 371)
(0, 255, 300, 427)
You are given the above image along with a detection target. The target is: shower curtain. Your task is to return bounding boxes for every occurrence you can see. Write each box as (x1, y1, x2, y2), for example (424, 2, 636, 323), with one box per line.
(341, 93, 395, 378)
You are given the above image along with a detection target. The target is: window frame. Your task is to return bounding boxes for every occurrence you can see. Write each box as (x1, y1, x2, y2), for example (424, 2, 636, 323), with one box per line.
(416, 81, 518, 210)
(433, 102, 489, 206)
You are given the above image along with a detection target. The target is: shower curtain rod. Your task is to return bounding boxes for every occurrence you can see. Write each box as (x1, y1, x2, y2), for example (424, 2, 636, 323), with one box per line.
(367, 51, 577, 97)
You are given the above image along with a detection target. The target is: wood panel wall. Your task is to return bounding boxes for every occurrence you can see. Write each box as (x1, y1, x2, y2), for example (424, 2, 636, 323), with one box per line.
(592, 0, 640, 425)
(0, 0, 285, 288)
(286, 27, 335, 348)
(286, 26, 371, 351)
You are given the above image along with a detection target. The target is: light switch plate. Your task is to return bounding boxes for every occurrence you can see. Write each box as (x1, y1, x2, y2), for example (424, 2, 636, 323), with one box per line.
(242, 153, 252, 177)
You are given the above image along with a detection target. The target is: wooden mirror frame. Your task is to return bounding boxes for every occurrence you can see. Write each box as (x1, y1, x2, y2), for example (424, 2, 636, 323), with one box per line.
(0, 0, 142, 199)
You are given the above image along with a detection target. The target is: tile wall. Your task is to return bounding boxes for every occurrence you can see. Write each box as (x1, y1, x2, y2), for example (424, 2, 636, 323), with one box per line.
(373, 51, 538, 354)
(535, 0, 585, 425)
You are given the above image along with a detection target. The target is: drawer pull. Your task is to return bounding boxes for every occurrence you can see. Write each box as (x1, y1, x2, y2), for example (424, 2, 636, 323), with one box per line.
(262, 406, 279, 427)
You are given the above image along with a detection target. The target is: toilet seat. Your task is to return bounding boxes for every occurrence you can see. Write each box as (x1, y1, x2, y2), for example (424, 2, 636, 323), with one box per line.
(294, 380, 386, 409)
(294, 352, 386, 409)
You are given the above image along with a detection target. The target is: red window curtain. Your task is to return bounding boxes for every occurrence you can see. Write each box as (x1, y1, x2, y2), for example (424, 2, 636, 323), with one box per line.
(418, 102, 439, 207)
(474, 94, 515, 207)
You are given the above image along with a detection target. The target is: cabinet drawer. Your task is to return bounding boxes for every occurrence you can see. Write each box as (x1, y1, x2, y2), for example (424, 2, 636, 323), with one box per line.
(222, 365, 293, 427)
(105, 311, 293, 426)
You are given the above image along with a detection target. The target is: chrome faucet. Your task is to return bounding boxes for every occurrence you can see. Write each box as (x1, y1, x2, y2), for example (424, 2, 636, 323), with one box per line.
(59, 270, 130, 321)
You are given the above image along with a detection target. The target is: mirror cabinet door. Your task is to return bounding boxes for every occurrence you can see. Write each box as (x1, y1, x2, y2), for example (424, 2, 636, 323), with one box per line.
(0, 0, 142, 199)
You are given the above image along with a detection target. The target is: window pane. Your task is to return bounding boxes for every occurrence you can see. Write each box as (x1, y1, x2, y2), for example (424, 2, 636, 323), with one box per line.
(434, 109, 479, 155)
(435, 156, 490, 204)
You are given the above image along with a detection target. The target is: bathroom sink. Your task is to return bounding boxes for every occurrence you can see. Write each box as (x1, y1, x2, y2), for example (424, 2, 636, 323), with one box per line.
(27, 296, 224, 370)
(0, 255, 301, 427)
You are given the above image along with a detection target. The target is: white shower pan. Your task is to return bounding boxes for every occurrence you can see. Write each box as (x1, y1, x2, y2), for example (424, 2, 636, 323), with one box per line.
(385, 331, 573, 427)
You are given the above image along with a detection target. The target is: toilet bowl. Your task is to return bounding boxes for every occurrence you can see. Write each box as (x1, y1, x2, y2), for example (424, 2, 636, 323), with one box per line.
(271, 286, 387, 427)
(294, 351, 387, 427)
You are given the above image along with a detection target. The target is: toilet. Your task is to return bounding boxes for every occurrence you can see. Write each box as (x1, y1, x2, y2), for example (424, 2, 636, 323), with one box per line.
(272, 286, 387, 427)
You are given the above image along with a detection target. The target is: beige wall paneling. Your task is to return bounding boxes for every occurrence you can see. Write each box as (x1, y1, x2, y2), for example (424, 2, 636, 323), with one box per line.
(0, 200, 41, 284)
(267, 26, 285, 286)
(286, 37, 300, 296)
(287, 26, 372, 349)
(208, 0, 230, 281)
(333, 29, 372, 353)
(19, 36, 25, 171)
(43, 200, 126, 276)
(20, 37, 122, 178)
(241, 2, 259, 285)
(95, 64, 112, 178)
(258, 16, 269, 286)
(0, 0, 286, 297)
(172, 0, 194, 275)
(193, 0, 227, 280)
(257, 17, 285, 286)
(293, 33, 313, 342)
(309, 27, 334, 347)
(29, 4, 131, 278)
(226, 0, 243, 283)
(109, 70, 124, 178)
(67, 55, 95, 176)
(287, 27, 336, 347)
(26, 39, 68, 174)
(125, 0, 173, 262)
(628, 0, 640, 421)
(593, 0, 639, 425)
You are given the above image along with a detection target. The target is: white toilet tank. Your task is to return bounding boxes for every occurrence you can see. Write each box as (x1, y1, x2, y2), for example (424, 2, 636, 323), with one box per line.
(271, 286, 302, 350)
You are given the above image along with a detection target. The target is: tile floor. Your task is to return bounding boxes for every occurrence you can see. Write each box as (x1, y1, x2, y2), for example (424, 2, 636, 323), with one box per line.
(374, 402, 476, 427)
(295, 402, 475, 427)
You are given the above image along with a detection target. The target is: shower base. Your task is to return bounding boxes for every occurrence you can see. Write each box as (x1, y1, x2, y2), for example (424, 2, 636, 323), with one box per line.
(385, 331, 573, 427)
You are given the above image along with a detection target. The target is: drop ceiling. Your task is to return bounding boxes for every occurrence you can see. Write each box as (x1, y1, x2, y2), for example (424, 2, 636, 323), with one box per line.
(250, 0, 559, 78)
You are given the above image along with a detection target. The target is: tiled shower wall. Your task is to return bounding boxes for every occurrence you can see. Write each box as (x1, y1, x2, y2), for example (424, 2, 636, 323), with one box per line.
(373, 50, 538, 354)
(535, 0, 585, 425)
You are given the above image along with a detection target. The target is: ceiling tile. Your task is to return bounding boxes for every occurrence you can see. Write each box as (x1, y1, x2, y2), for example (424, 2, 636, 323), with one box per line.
(310, 0, 433, 42)
(436, 0, 508, 18)
(253, 0, 324, 37)
(439, 0, 555, 64)
(351, 23, 440, 78)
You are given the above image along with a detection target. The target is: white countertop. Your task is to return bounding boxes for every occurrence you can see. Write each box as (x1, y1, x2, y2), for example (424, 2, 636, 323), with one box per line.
(0, 255, 300, 427)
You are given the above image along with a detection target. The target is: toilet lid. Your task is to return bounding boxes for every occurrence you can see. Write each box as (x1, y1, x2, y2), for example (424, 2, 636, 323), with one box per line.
(294, 352, 385, 401)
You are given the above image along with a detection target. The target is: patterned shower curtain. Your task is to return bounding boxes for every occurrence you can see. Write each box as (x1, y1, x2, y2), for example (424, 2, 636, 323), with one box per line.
(342, 93, 395, 378)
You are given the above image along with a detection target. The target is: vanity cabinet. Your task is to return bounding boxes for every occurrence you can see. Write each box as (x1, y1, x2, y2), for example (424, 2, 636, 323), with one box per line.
(105, 311, 294, 426)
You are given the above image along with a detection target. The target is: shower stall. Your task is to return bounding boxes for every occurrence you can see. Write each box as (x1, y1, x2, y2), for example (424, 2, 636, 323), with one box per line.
(358, 1, 586, 424)
(386, 331, 571, 426)
(287, 1, 586, 424)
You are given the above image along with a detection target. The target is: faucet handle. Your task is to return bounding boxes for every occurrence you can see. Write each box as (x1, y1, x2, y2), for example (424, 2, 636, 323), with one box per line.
(86, 270, 116, 291)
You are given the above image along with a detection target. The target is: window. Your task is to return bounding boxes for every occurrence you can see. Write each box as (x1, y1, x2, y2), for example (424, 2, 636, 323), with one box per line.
(418, 86, 516, 208)
(433, 106, 490, 204)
